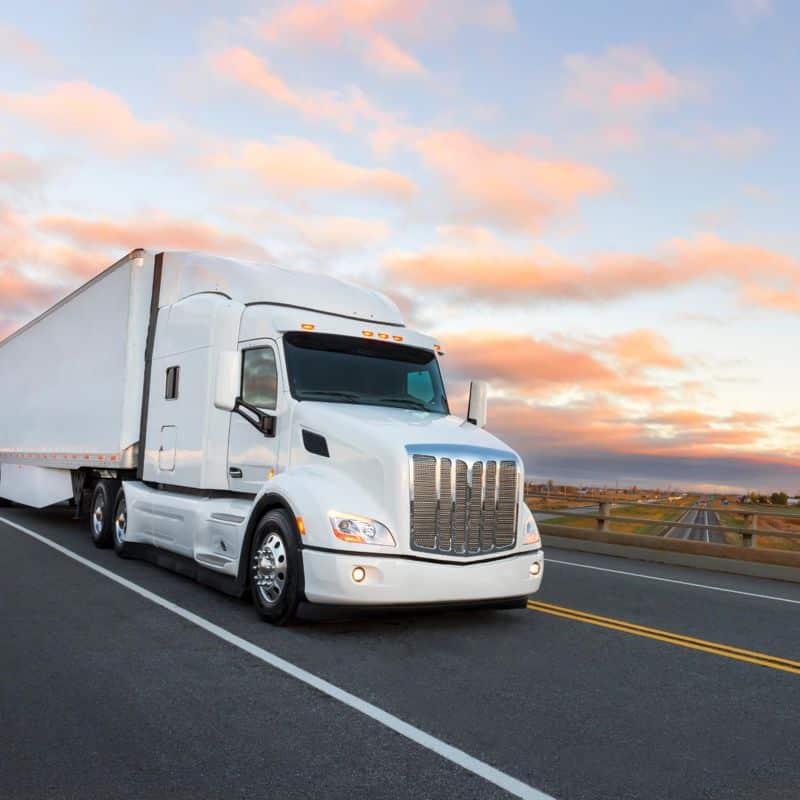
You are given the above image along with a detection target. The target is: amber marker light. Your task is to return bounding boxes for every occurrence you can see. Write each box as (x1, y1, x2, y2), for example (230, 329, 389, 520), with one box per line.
(296, 516, 306, 536)
(362, 330, 374, 337)
(377, 332, 389, 340)
(301, 323, 315, 330)
(392, 335, 404, 342)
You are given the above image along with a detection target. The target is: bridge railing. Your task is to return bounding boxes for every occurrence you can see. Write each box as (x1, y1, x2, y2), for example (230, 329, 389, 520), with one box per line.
(526, 492, 800, 554)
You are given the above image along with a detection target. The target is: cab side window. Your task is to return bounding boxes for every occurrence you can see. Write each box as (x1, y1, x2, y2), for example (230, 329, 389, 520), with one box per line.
(242, 348, 278, 410)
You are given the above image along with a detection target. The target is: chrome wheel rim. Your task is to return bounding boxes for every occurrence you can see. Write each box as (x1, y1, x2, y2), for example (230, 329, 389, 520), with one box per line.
(252, 531, 288, 606)
(92, 494, 105, 538)
(114, 499, 126, 545)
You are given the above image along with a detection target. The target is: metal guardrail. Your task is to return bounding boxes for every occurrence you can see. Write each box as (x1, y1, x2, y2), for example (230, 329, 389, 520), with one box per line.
(525, 492, 800, 551)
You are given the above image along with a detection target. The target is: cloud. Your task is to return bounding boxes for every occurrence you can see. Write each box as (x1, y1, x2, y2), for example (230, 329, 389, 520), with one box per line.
(37, 213, 270, 262)
(0, 152, 47, 190)
(0, 82, 171, 155)
(744, 285, 800, 314)
(609, 330, 685, 370)
(209, 47, 397, 131)
(257, 0, 515, 77)
(365, 33, 427, 76)
(208, 138, 415, 200)
(413, 130, 612, 232)
(385, 230, 800, 309)
(0, 22, 57, 73)
(564, 46, 702, 117)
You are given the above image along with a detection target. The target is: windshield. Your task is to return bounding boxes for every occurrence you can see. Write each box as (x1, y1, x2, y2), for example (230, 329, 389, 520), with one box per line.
(283, 332, 449, 414)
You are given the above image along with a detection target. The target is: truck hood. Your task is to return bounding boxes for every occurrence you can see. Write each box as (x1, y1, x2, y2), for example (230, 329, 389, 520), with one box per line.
(294, 401, 519, 457)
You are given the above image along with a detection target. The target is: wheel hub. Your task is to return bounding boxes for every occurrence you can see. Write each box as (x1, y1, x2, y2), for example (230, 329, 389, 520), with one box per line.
(252, 532, 287, 605)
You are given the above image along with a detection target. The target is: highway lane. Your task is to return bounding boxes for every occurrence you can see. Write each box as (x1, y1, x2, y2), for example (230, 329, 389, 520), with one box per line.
(3, 504, 800, 800)
(664, 505, 726, 543)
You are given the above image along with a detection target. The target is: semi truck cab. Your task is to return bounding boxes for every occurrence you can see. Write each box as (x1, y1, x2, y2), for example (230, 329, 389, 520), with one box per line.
(0, 250, 543, 623)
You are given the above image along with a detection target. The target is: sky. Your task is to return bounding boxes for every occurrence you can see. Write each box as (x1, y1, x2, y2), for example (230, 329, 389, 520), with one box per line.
(0, 0, 798, 494)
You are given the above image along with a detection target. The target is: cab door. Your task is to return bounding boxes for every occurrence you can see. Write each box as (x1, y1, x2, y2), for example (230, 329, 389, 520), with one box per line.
(227, 340, 282, 494)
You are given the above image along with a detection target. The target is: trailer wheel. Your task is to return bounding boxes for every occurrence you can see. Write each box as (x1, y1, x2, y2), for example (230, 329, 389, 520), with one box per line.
(112, 487, 131, 558)
(249, 509, 302, 625)
(89, 480, 117, 548)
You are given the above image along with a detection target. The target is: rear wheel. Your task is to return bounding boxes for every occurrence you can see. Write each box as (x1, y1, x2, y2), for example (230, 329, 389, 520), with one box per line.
(89, 479, 117, 548)
(249, 509, 302, 625)
(112, 487, 130, 557)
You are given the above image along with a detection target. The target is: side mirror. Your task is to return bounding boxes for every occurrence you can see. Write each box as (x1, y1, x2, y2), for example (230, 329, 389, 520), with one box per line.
(214, 351, 242, 412)
(466, 380, 488, 428)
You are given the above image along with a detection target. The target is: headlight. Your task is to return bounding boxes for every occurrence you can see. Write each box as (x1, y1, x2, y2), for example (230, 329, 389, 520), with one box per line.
(329, 512, 396, 547)
(523, 515, 541, 547)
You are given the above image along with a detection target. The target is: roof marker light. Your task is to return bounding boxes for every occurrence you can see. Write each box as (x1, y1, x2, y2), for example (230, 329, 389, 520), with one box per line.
(301, 323, 315, 330)
(362, 330, 374, 337)
(392, 335, 404, 342)
(377, 332, 389, 340)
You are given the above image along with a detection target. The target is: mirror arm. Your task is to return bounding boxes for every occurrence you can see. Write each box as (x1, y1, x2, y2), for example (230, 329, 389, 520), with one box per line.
(234, 397, 276, 437)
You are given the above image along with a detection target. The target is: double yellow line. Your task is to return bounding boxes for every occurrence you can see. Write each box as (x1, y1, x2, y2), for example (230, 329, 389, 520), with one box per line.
(527, 600, 800, 676)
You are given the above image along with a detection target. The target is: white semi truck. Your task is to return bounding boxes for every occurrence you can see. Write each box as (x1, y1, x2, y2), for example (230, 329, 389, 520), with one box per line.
(0, 249, 543, 623)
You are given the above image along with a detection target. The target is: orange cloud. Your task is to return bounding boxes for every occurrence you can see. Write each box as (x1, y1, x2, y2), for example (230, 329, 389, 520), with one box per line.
(414, 130, 612, 232)
(37, 213, 270, 262)
(209, 138, 415, 200)
(386, 230, 800, 308)
(610, 330, 685, 370)
(744, 285, 800, 314)
(0, 82, 170, 155)
(564, 46, 702, 116)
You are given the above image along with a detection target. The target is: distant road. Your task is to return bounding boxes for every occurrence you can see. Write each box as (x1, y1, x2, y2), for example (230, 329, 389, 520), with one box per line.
(663, 506, 725, 543)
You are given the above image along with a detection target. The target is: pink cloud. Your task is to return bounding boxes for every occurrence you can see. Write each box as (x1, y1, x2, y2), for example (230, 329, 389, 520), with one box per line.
(413, 130, 612, 232)
(37, 213, 270, 262)
(208, 138, 415, 200)
(609, 330, 685, 370)
(210, 47, 396, 131)
(0, 152, 47, 189)
(258, 1, 515, 76)
(365, 34, 427, 76)
(0, 82, 171, 155)
(564, 46, 702, 116)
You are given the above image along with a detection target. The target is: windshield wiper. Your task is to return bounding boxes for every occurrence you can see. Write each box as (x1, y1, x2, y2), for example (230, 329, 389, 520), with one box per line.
(298, 390, 361, 402)
(376, 396, 430, 410)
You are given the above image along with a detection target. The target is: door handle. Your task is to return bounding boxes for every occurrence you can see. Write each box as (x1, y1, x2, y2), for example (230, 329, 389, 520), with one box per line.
(229, 467, 243, 478)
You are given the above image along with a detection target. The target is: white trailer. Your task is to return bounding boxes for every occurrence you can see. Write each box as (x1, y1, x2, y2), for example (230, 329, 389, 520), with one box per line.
(0, 250, 543, 623)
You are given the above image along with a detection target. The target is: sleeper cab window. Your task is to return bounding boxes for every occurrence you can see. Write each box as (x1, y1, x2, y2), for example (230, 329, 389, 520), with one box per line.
(242, 348, 278, 410)
(165, 366, 180, 400)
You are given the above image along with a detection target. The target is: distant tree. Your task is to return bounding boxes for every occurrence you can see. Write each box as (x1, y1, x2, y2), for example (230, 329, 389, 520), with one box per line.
(770, 492, 789, 506)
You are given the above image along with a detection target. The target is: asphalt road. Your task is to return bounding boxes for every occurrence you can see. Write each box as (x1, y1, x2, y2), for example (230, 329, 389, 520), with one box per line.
(664, 505, 726, 543)
(3, 504, 800, 799)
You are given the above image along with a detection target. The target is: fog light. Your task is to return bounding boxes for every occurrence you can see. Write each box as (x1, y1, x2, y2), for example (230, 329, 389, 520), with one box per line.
(529, 562, 541, 578)
(352, 566, 366, 583)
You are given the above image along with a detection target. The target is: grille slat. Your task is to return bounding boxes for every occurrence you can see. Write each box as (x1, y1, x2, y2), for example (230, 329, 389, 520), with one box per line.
(410, 451, 518, 556)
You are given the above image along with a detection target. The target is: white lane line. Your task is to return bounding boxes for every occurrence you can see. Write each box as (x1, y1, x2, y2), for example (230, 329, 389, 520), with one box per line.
(0, 516, 553, 800)
(545, 557, 800, 606)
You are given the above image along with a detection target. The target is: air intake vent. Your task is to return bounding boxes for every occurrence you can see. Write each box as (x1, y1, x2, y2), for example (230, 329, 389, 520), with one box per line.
(302, 429, 329, 457)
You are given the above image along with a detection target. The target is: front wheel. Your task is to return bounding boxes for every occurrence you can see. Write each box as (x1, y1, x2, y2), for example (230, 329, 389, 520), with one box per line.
(249, 510, 303, 625)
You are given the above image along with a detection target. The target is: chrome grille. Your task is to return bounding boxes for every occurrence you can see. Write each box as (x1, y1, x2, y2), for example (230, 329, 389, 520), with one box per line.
(409, 446, 519, 556)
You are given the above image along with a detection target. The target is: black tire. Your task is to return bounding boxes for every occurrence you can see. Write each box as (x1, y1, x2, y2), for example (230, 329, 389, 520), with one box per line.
(0, 497, 12, 508)
(249, 509, 303, 625)
(112, 486, 131, 558)
(89, 479, 117, 548)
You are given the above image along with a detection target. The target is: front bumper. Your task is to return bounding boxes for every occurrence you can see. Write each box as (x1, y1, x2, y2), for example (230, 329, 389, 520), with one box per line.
(301, 548, 544, 605)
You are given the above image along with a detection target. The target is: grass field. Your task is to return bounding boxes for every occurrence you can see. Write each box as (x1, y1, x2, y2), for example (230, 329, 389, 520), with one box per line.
(536, 501, 690, 536)
(711, 502, 800, 552)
